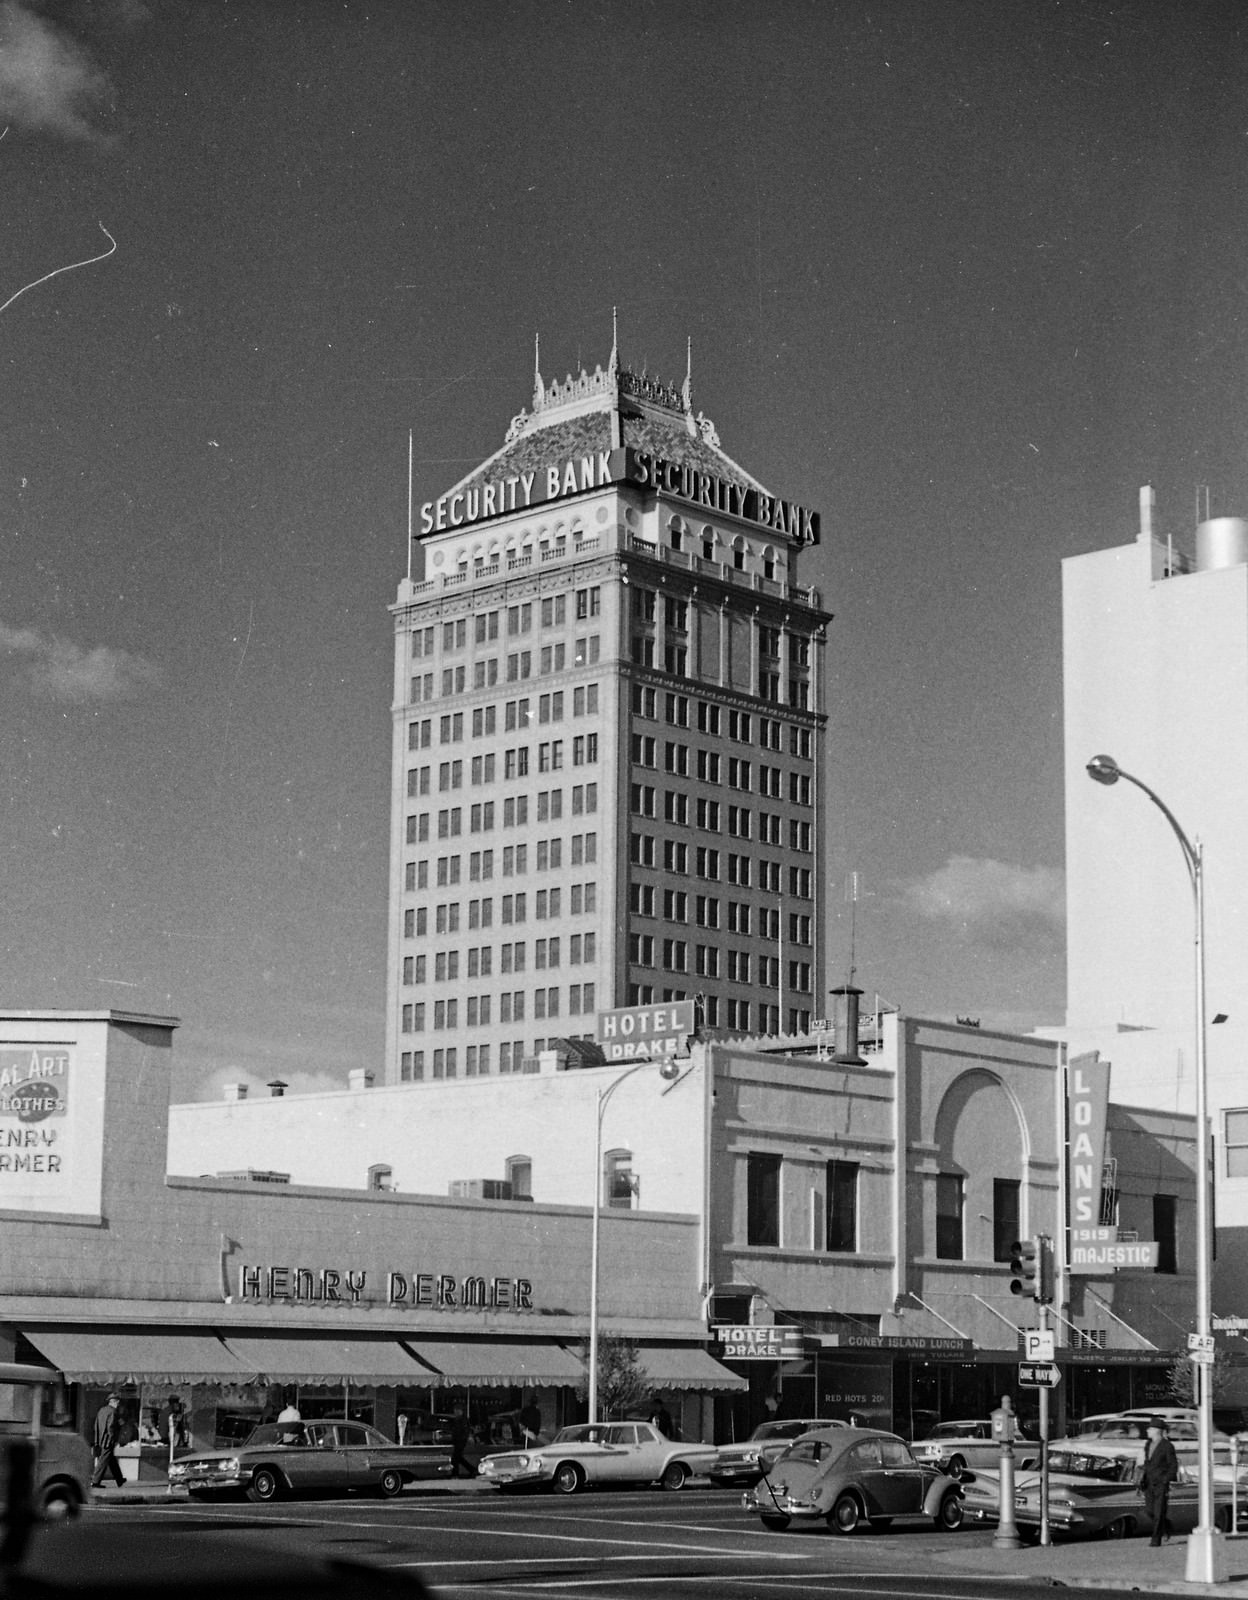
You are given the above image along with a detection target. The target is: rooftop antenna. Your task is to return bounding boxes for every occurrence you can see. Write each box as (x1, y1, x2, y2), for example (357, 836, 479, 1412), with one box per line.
(845, 871, 872, 987)
(405, 430, 413, 583)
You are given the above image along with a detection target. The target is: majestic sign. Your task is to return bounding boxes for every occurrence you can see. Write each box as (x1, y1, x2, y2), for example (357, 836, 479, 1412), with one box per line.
(596, 1000, 695, 1061)
(418, 447, 821, 545)
(1069, 1240, 1159, 1270)
(715, 1325, 805, 1361)
(1067, 1052, 1111, 1272)
(236, 1265, 535, 1311)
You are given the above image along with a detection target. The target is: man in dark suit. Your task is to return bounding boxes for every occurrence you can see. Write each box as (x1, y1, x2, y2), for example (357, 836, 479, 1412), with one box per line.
(1141, 1416, 1179, 1546)
(90, 1394, 126, 1489)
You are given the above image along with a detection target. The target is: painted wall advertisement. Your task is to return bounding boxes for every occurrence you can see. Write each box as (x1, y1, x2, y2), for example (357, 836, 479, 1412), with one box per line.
(0, 1045, 71, 1201)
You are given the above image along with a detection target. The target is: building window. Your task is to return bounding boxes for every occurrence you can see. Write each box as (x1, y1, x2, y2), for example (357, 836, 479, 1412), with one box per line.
(1154, 1194, 1177, 1274)
(936, 1173, 965, 1261)
(1226, 1109, 1248, 1176)
(605, 1148, 637, 1210)
(826, 1160, 858, 1252)
(993, 1178, 1021, 1263)
(747, 1153, 781, 1246)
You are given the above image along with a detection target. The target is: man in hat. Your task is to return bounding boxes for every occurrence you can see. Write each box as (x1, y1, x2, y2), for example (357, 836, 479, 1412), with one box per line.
(90, 1393, 126, 1489)
(1141, 1416, 1179, 1546)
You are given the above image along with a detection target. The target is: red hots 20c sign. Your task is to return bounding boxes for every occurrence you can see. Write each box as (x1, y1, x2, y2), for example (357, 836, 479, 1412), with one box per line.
(419, 446, 820, 545)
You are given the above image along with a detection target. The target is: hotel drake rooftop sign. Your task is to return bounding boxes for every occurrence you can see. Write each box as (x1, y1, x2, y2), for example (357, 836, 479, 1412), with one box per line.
(419, 446, 820, 545)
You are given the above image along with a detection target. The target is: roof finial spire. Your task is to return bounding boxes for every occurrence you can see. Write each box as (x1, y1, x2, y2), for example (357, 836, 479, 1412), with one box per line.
(608, 305, 623, 450)
(682, 334, 696, 434)
(533, 331, 544, 410)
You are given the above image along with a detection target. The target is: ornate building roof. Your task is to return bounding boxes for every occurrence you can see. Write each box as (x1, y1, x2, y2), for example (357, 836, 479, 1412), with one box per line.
(438, 333, 772, 505)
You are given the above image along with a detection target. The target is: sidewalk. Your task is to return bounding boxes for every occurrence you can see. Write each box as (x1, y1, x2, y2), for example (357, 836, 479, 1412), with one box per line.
(933, 1531, 1248, 1594)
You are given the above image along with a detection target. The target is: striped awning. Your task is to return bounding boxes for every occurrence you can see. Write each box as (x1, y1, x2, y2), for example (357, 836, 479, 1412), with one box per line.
(636, 1346, 748, 1392)
(402, 1339, 585, 1388)
(220, 1336, 433, 1384)
(23, 1331, 252, 1386)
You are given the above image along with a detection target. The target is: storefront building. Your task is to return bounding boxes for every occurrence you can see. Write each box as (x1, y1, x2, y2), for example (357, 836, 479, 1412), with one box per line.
(0, 1010, 741, 1465)
(167, 1004, 1217, 1442)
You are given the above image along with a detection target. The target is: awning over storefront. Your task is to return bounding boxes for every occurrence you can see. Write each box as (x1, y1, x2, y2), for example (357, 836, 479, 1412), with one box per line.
(403, 1339, 585, 1388)
(24, 1331, 253, 1386)
(638, 1346, 748, 1392)
(220, 1336, 432, 1385)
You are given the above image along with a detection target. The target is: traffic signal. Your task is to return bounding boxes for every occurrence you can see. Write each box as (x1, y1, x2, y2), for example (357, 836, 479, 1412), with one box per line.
(1037, 1234, 1055, 1306)
(1009, 1238, 1038, 1298)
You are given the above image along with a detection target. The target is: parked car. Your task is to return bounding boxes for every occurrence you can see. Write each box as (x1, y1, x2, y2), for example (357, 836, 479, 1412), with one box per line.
(911, 1419, 1034, 1479)
(708, 1419, 847, 1487)
(397, 1410, 455, 1446)
(476, 1420, 716, 1494)
(0, 1362, 91, 1519)
(741, 1426, 963, 1533)
(959, 1444, 1244, 1539)
(167, 1418, 452, 1501)
(1071, 1409, 1210, 1442)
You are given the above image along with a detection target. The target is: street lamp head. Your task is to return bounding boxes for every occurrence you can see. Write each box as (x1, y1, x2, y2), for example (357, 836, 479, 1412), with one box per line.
(1086, 754, 1121, 786)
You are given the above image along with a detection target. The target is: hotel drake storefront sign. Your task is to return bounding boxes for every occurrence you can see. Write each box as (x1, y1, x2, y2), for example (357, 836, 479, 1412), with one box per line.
(419, 446, 821, 545)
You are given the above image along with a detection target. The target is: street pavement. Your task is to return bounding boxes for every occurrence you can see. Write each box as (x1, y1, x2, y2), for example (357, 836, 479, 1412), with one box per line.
(88, 1479, 1248, 1595)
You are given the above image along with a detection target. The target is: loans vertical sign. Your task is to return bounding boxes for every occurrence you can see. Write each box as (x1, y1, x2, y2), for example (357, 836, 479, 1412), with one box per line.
(1067, 1052, 1111, 1273)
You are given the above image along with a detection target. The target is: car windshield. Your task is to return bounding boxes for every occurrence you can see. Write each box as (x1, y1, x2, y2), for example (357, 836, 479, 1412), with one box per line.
(754, 1421, 816, 1441)
(1049, 1451, 1135, 1480)
(246, 1422, 312, 1448)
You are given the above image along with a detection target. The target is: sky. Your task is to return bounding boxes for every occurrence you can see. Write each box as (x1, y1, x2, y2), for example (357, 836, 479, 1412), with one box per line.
(3, 0, 1247, 1103)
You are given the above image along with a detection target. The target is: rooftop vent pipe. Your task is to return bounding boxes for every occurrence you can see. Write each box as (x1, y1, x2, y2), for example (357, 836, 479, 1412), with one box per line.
(828, 985, 867, 1065)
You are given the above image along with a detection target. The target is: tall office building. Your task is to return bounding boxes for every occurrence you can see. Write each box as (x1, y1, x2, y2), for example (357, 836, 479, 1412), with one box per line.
(1063, 486, 1248, 1224)
(383, 340, 831, 1085)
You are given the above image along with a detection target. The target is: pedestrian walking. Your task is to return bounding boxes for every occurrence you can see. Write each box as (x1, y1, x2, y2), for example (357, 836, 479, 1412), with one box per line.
(1141, 1416, 1179, 1546)
(90, 1393, 126, 1489)
(448, 1402, 474, 1478)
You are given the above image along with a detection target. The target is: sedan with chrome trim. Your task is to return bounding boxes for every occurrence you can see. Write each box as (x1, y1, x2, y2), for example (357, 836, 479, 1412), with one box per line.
(168, 1419, 452, 1502)
(742, 1426, 963, 1533)
(708, 1418, 848, 1487)
(476, 1421, 716, 1494)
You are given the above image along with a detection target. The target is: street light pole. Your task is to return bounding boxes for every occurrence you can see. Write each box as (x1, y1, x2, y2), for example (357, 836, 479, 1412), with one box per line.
(1086, 755, 1222, 1583)
(587, 1059, 679, 1423)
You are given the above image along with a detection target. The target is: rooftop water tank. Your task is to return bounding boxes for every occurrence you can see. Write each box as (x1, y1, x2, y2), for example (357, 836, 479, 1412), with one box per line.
(1196, 517, 1248, 572)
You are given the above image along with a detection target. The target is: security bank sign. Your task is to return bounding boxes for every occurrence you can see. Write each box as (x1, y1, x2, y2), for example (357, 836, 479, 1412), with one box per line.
(596, 1001, 695, 1062)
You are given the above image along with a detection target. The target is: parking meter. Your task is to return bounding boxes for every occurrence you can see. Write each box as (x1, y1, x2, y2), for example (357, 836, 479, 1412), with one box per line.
(992, 1397, 1020, 1550)
(991, 1398, 1018, 1444)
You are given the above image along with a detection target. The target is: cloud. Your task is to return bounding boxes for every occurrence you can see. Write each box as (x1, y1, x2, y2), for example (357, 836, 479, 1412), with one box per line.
(0, 1, 113, 142)
(0, 621, 162, 702)
(899, 855, 1066, 953)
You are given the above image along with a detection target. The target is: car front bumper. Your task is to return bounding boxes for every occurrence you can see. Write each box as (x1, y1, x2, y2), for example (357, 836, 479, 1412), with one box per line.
(168, 1465, 248, 1491)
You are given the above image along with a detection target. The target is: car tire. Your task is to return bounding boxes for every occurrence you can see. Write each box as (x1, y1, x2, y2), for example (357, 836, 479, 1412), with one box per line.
(760, 1513, 791, 1532)
(829, 1493, 861, 1534)
(379, 1468, 405, 1498)
(552, 1462, 584, 1496)
(1103, 1516, 1134, 1540)
(38, 1484, 80, 1520)
(946, 1454, 967, 1480)
(1216, 1506, 1235, 1534)
(935, 1492, 963, 1531)
(246, 1467, 285, 1503)
(660, 1461, 690, 1491)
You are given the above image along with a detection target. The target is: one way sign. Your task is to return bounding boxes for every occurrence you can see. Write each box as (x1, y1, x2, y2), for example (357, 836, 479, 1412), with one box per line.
(1018, 1361, 1061, 1388)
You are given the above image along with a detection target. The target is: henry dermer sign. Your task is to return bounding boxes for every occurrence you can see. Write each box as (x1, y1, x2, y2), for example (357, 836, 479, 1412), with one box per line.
(0, 1045, 72, 1202)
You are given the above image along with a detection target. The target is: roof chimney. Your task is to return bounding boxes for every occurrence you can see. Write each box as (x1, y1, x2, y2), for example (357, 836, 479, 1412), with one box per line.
(828, 986, 867, 1065)
(266, 1079, 288, 1098)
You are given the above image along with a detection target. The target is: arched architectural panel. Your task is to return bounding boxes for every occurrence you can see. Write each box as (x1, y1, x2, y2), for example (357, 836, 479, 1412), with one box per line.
(931, 1069, 1030, 1264)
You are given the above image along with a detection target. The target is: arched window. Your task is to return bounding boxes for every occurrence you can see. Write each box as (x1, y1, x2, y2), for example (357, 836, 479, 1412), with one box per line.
(732, 537, 747, 571)
(506, 1154, 533, 1201)
(604, 1147, 638, 1210)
